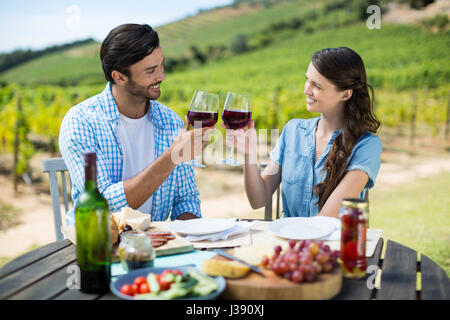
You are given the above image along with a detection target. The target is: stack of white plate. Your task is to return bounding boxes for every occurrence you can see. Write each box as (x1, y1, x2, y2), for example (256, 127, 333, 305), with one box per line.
(169, 218, 237, 241)
(268, 216, 339, 240)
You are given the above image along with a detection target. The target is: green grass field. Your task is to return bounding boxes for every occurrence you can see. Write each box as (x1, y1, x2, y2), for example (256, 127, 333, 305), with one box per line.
(157, 0, 325, 57)
(0, 42, 103, 86)
(370, 172, 450, 276)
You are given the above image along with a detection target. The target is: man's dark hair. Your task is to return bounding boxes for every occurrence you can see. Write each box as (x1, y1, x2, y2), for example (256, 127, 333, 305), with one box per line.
(100, 24, 160, 83)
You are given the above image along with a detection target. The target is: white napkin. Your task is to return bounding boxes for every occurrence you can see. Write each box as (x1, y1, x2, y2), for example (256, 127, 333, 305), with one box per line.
(184, 221, 257, 242)
(314, 216, 342, 240)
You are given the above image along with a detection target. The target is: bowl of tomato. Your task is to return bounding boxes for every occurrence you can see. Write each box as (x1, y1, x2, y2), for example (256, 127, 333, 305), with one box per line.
(110, 265, 226, 300)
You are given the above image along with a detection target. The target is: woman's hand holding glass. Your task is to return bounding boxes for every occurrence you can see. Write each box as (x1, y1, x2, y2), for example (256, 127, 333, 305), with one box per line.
(220, 92, 253, 166)
(221, 119, 258, 165)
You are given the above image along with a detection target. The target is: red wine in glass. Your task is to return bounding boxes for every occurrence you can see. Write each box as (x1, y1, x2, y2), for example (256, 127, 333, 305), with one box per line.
(187, 110, 218, 128)
(185, 90, 219, 168)
(220, 92, 252, 166)
(222, 109, 252, 130)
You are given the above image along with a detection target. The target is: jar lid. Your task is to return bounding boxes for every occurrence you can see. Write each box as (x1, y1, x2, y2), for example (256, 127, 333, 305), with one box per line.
(341, 198, 368, 209)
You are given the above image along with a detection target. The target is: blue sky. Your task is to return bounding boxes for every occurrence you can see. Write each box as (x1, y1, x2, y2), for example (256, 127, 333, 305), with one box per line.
(0, 0, 233, 53)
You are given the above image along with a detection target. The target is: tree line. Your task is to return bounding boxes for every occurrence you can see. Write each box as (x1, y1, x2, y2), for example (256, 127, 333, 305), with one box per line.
(0, 38, 96, 74)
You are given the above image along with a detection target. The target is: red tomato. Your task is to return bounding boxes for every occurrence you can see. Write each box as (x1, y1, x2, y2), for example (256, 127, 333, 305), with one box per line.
(131, 283, 139, 295)
(346, 241, 358, 261)
(133, 276, 147, 286)
(120, 284, 133, 296)
(160, 270, 173, 278)
(172, 269, 183, 276)
(138, 282, 151, 294)
(159, 279, 172, 291)
(341, 215, 354, 229)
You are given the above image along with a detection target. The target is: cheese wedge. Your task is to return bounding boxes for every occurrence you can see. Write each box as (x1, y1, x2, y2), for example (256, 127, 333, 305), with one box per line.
(113, 207, 151, 232)
(202, 258, 251, 278)
(112, 211, 124, 230)
(232, 242, 288, 266)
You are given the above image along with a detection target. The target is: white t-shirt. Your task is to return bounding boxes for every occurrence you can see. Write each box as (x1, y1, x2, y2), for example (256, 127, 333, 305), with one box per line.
(116, 111, 155, 214)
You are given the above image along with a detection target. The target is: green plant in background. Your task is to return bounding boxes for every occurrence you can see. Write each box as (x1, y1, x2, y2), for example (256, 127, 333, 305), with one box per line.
(28, 87, 73, 154)
(421, 14, 450, 32)
(0, 87, 35, 190)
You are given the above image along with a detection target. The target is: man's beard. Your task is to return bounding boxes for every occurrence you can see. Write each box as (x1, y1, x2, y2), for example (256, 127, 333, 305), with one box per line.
(125, 78, 161, 101)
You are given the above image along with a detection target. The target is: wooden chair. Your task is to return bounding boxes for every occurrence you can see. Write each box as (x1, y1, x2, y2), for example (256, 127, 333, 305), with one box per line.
(260, 163, 282, 221)
(264, 184, 281, 221)
(42, 157, 72, 241)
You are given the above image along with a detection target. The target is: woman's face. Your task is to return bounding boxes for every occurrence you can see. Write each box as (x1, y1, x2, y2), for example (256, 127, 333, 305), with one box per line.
(304, 62, 349, 115)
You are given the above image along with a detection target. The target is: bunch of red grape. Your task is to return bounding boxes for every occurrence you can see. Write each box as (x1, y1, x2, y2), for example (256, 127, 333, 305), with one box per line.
(260, 239, 340, 283)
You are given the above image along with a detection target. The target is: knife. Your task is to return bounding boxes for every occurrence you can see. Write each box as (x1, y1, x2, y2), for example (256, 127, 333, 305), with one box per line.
(213, 249, 265, 277)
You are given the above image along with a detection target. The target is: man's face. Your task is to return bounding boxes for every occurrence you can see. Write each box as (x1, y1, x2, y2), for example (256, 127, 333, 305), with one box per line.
(125, 46, 166, 100)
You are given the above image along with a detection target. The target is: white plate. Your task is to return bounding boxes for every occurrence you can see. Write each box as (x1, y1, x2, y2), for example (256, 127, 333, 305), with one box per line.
(269, 217, 336, 240)
(169, 218, 236, 236)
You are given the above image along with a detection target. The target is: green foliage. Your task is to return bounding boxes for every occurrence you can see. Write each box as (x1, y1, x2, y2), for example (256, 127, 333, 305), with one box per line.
(421, 14, 450, 32)
(0, 89, 35, 177)
(231, 34, 250, 54)
(0, 84, 101, 183)
(400, 0, 435, 9)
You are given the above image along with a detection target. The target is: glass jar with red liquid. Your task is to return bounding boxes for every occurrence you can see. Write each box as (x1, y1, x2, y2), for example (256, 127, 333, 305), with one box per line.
(340, 198, 369, 279)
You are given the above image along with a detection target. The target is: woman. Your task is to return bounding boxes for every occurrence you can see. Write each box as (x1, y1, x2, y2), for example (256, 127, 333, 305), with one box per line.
(232, 47, 382, 218)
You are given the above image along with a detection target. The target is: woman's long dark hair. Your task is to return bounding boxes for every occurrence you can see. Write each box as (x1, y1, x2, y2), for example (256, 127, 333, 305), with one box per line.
(311, 47, 381, 210)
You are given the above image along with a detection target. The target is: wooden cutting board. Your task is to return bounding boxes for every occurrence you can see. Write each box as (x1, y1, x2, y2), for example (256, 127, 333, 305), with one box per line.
(212, 255, 343, 300)
(149, 226, 194, 257)
(110, 226, 193, 262)
(148, 221, 194, 257)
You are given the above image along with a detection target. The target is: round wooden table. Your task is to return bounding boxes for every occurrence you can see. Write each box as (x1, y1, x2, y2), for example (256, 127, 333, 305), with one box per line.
(0, 237, 448, 300)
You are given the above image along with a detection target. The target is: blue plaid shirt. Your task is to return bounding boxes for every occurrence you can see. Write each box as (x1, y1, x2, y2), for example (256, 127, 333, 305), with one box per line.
(59, 82, 201, 225)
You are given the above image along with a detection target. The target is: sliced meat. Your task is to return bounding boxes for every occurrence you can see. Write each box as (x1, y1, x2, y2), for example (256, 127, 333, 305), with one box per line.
(164, 234, 176, 240)
(149, 237, 167, 242)
(151, 240, 167, 248)
(150, 237, 167, 244)
(145, 231, 176, 241)
(146, 231, 172, 236)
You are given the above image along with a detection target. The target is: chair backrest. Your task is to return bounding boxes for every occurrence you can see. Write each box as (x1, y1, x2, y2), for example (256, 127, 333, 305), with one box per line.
(42, 157, 71, 241)
(264, 184, 281, 221)
(260, 163, 281, 221)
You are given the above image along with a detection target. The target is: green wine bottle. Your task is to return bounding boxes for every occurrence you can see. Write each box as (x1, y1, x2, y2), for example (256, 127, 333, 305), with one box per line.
(75, 152, 111, 293)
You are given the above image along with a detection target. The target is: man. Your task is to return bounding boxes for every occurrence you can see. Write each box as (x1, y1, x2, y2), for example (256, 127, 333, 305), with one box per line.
(59, 24, 211, 225)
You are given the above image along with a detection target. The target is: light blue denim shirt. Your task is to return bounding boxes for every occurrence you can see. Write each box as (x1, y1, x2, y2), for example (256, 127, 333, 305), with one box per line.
(270, 117, 382, 217)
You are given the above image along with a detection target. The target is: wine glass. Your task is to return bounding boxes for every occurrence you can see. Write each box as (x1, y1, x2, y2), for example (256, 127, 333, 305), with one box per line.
(185, 90, 219, 167)
(220, 92, 252, 166)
